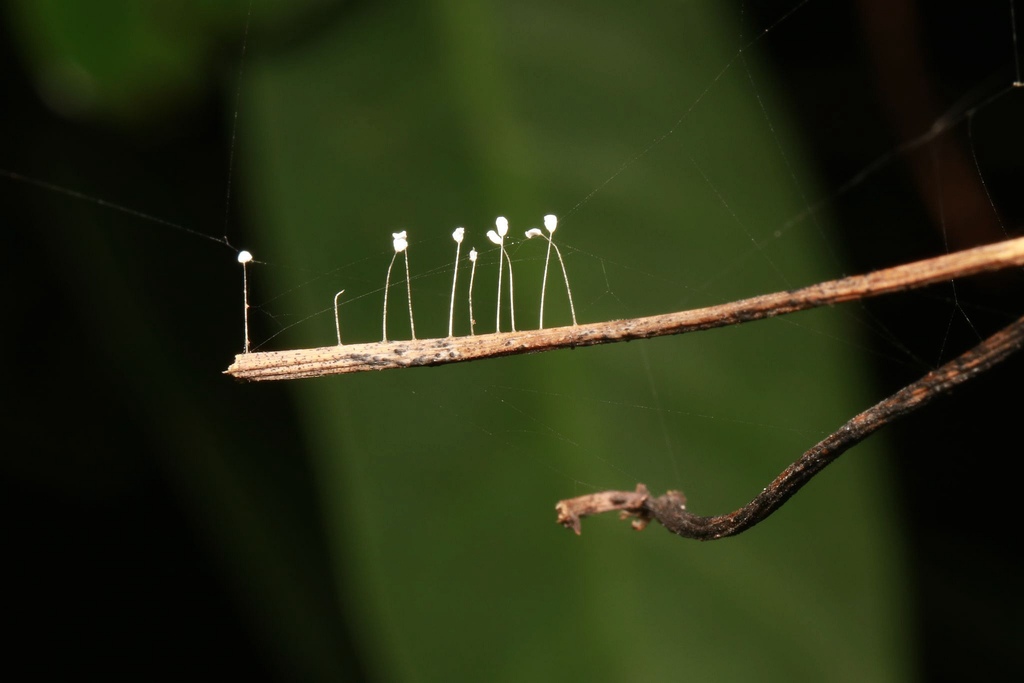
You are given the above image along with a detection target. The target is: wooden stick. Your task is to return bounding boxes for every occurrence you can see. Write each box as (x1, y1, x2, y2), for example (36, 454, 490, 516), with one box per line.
(556, 312, 1024, 538)
(225, 236, 1024, 382)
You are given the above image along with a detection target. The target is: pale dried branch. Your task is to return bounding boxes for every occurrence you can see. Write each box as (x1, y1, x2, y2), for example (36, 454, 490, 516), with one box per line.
(226, 236, 1024, 381)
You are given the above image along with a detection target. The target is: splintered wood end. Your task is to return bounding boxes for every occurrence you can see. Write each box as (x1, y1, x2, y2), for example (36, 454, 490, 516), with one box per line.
(555, 484, 651, 535)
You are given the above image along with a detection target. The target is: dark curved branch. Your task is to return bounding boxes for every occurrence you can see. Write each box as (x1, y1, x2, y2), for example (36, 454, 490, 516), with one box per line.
(556, 314, 1024, 539)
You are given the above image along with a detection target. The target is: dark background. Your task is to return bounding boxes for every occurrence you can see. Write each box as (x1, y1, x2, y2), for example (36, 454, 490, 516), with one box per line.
(3, 1, 1021, 680)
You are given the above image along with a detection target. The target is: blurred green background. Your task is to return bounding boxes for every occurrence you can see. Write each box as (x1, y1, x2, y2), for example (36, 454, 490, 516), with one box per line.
(3, 1, 1022, 681)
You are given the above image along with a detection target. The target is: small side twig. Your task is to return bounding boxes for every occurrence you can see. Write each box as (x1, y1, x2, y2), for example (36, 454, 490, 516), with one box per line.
(556, 313, 1024, 539)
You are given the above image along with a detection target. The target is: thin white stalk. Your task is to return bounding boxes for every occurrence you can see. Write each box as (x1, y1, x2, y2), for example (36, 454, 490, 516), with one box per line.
(531, 215, 576, 327)
(526, 228, 554, 329)
(468, 248, 478, 335)
(334, 289, 345, 345)
(504, 245, 516, 332)
(237, 250, 253, 353)
(495, 242, 504, 332)
(488, 217, 510, 332)
(383, 230, 409, 341)
(541, 236, 552, 328)
(448, 227, 465, 337)
(550, 240, 577, 326)
(404, 250, 415, 339)
(382, 253, 397, 341)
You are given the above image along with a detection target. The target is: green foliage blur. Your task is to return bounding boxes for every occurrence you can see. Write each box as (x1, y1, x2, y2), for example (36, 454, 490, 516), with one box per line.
(3, 1, 917, 681)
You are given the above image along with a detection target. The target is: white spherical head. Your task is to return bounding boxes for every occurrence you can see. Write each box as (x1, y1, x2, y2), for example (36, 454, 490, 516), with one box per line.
(392, 230, 408, 252)
(237, 250, 253, 264)
(486, 230, 502, 246)
(469, 248, 478, 262)
(495, 216, 509, 237)
(525, 228, 543, 238)
(452, 227, 465, 243)
(543, 214, 557, 233)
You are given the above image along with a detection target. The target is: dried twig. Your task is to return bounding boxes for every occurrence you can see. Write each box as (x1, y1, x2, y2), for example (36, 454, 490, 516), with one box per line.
(226, 236, 1024, 381)
(556, 313, 1024, 538)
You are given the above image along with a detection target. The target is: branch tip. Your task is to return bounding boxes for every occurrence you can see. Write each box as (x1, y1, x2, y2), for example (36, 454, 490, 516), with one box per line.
(555, 484, 652, 535)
